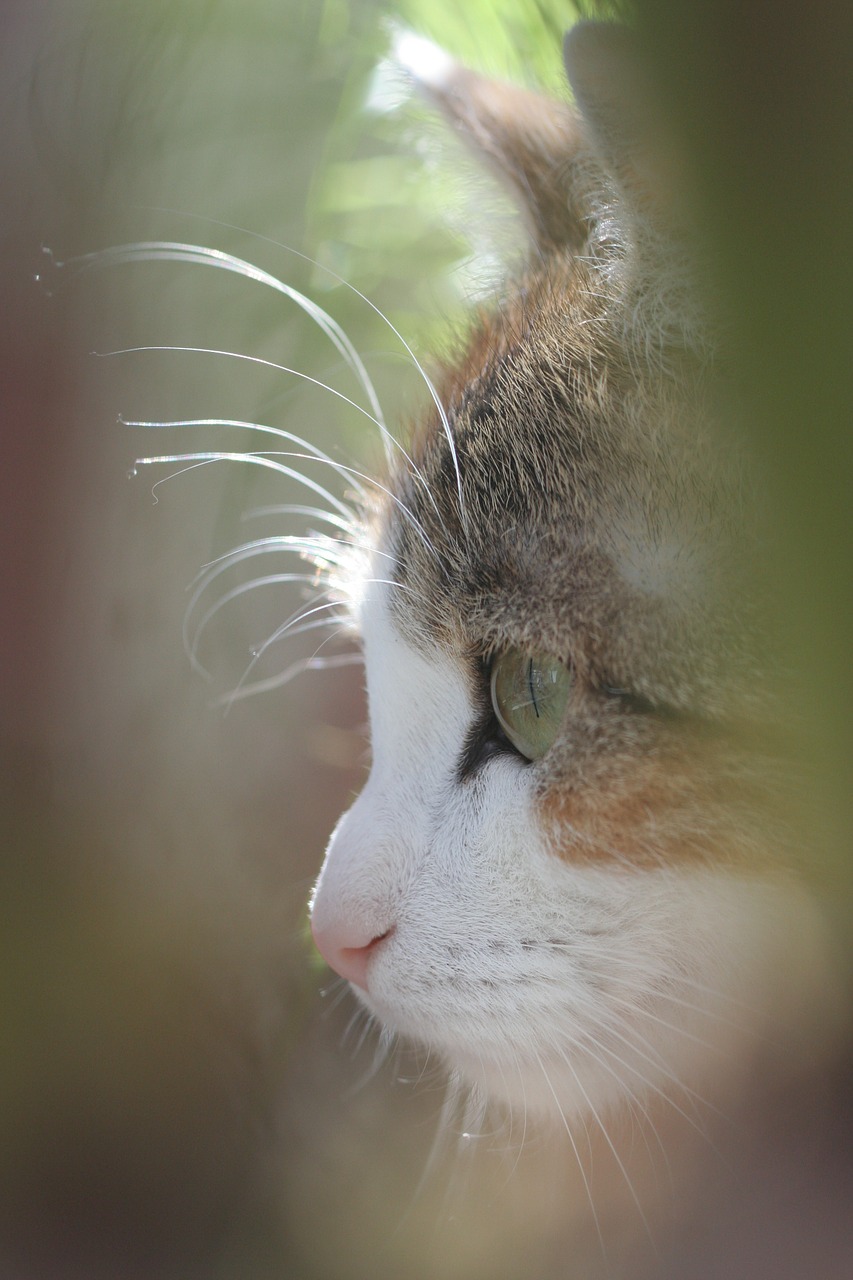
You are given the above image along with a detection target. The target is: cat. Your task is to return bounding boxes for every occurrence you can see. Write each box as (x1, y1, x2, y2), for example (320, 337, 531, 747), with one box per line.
(308, 22, 837, 1132)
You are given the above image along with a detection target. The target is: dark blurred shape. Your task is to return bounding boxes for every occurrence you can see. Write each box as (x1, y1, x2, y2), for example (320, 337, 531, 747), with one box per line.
(635, 0, 852, 896)
(630, 1, 853, 1275)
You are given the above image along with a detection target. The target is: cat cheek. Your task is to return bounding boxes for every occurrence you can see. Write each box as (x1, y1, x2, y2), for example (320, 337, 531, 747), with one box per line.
(535, 749, 742, 870)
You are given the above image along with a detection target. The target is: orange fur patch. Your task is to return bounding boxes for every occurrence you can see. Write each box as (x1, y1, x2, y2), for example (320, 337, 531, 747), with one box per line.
(537, 731, 789, 873)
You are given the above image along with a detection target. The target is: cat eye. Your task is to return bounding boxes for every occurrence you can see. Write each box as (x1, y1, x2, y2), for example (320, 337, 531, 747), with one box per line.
(489, 648, 571, 762)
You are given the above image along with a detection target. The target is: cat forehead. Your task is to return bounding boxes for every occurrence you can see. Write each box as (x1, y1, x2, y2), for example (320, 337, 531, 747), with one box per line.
(364, 263, 749, 713)
(386, 279, 701, 586)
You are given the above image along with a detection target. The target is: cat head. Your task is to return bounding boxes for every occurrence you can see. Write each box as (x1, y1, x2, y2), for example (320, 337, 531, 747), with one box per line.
(309, 25, 830, 1124)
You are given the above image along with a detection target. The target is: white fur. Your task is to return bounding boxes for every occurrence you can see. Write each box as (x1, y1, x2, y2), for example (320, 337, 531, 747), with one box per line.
(391, 30, 457, 92)
(311, 568, 828, 1124)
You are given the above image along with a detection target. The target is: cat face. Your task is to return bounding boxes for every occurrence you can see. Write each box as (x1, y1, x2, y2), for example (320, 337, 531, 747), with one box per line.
(310, 25, 829, 1123)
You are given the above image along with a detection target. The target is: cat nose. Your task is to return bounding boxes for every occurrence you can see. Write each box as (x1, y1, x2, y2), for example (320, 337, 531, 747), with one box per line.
(310, 919, 393, 991)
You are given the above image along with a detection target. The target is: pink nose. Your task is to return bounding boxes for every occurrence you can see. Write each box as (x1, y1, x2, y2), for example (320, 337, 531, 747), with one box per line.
(310, 919, 393, 991)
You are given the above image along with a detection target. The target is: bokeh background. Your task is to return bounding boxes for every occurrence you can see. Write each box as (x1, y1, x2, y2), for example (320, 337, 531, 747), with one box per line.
(1, 2, 850, 1277)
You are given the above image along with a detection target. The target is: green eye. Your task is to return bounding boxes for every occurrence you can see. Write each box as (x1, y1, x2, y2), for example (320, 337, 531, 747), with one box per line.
(489, 648, 571, 762)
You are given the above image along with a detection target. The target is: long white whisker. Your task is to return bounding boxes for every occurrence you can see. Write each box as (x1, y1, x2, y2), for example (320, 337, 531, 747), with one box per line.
(131, 456, 217, 500)
(185, 572, 337, 674)
(122, 415, 368, 496)
(255, 239, 468, 539)
(321, 976, 357, 1017)
(498, 1049, 529, 1184)
(62, 240, 389, 443)
(532, 1050, 607, 1266)
(345, 1022, 397, 1097)
(133, 450, 441, 566)
(553, 1041, 656, 1251)
(194, 533, 394, 577)
(183, 549, 323, 652)
(603, 991, 732, 1057)
(568, 1019, 721, 1146)
(261, 613, 352, 643)
(414, 1074, 460, 1198)
(217, 648, 362, 707)
(81, 236, 446, 522)
(105, 345, 389, 464)
(545, 954, 755, 1037)
(134, 451, 355, 521)
(221, 598, 357, 710)
(189, 537, 355, 597)
(85, 222, 467, 537)
(541, 933, 766, 1032)
(556, 1022, 671, 1181)
(597, 1010, 727, 1124)
(241, 503, 353, 533)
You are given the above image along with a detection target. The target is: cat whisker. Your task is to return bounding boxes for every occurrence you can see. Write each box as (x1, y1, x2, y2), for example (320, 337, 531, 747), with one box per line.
(317, 973, 350, 1012)
(416, 1074, 465, 1195)
(107, 347, 391, 475)
(133, 450, 356, 523)
(576, 991, 712, 1097)
(619, 1086, 675, 1199)
(308, 535, 396, 564)
(91, 239, 457, 524)
(187, 541, 346, 616)
(618, 1081, 675, 1195)
(66, 239, 391, 446)
(112, 221, 470, 543)
(339, 1004, 379, 1065)
(344, 1019, 397, 1096)
(98, 248, 455, 544)
(190, 537, 355, 593)
(197, 597, 354, 685)
(203, 579, 331, 659)
(567, 1017, 724, 1152)
(131, 456, 221, 502)
(184, 571, 323, 677)
(217, 646, 362, 708)
(218, 598, 352, 710)
(133, 449, 442, 568)
(604, 988, 745, 1052)
(532, 1049, 607, 1266)
(542, 940, 759, 1039)
(182, 533, 392, 664)
(121, 414, 370, 497)
(609, 1016, 730, 1128)
(399, 1069, 479, 1237)
(551, 1040, 657, 1253)
(651, 969, 769, 1020)
(497, 1052, 530, 1181)
(546, 935, 766, 1029)
(341, 1003, 367, 1045)
(241, 503, 355, 534)
(196, 531, 394, 583)
(555, 1024, 674, 1191)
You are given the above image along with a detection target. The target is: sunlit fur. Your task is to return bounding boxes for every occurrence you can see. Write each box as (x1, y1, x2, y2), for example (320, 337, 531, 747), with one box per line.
(310, 24, 835, 1135)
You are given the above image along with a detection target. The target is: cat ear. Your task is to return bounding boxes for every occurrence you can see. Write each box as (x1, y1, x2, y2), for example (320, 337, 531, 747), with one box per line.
(394, 32, 591, 252)
(562, 22, 685, 229)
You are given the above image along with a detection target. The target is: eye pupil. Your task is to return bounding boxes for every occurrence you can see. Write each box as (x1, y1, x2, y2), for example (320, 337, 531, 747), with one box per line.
(490, 647, 571, 762)
(527, 659, 541, 718)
